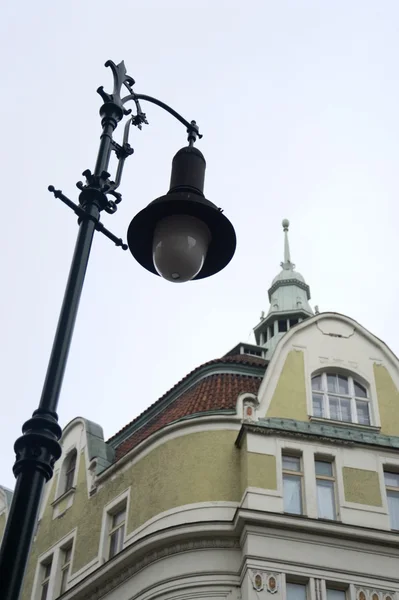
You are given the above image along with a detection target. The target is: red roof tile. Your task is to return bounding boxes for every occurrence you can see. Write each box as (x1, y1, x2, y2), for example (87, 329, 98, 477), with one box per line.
(110, 354, 267, 462)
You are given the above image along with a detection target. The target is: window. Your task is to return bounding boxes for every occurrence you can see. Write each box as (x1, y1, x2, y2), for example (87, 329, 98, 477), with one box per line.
(59, 545, 72, 595)
(287, 583, 307, 600)
(63, 450, 77, 494)
(290, 318, 299, 327)
(40, 559, 52, 600)
(311, 372, 371, 425)
(108, 506, 126, 559)
(282, 455, 303, 515)
(315, 459, 336, 520)
(384, 470, 399, 530)
(278, 319, 288, 332)
(327, 590, 346, 600)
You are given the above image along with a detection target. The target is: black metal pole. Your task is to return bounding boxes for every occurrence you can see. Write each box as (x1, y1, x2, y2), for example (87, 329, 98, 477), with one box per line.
(0, 70, 123, 598)
(0, 206, 98, 600)
(0, 59, 205, 599)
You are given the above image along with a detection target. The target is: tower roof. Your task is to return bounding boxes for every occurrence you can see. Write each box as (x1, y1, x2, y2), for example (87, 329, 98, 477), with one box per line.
(253, 219, 313, 355)
(267, 219, 312, 311)
(268, 219, 310, 301)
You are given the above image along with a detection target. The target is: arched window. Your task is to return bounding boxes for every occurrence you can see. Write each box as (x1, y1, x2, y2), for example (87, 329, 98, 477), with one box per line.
(311, 372, 371, 425)
(63, 450, 77, 493)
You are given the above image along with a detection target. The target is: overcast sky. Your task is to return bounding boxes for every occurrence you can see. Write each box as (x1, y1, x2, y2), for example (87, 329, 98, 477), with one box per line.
(1, 1, 398, 488)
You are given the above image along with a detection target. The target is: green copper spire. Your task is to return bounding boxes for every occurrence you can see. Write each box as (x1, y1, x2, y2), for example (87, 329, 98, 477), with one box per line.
(282, 218, 293, 270)
(253, 218, 313, 357)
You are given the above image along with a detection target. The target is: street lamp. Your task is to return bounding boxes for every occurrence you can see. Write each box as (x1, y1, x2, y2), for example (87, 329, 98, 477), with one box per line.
(0, 60, 236, 600)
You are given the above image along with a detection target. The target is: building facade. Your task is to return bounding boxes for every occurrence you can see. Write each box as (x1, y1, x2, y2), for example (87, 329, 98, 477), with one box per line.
(4, 221, 399, 600)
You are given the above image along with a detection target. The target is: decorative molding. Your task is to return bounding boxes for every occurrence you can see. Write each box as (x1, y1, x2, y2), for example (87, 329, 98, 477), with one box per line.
(241, 424, 354, 447)
(356, 588, 396, 600)
(250, 570, 280, 594)
(314, 579, 323, 600)
(51, 486, 76, 508)
(82, 538, 241, 600)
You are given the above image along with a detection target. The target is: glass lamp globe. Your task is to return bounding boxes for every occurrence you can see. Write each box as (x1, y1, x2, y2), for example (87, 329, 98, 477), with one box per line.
(152, 214, 211, 282)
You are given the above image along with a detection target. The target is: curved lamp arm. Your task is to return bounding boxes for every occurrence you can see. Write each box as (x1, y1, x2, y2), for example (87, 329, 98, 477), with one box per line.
(122, 92, 203, 144)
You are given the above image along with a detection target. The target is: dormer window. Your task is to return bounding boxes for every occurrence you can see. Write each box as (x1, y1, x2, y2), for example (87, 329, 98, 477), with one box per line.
(311, 372, 371, 426)
(63, 450, 77, 494)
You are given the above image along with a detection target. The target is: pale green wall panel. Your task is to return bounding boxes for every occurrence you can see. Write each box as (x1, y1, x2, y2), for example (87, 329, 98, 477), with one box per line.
(240, 436, 277, 492)
(374, 364, 399, 437)
(266, 350, 308, 420)
(343, 467, 382, 507)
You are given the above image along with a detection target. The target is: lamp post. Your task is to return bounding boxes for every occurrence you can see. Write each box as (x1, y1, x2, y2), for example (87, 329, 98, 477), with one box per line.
(0, 60, 236, 600)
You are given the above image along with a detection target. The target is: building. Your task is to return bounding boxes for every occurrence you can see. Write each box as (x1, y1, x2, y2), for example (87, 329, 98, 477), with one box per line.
(4, 220, 399, 600)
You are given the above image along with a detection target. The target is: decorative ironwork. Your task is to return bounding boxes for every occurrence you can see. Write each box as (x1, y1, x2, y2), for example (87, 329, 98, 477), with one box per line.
(0, 58, 206, 600)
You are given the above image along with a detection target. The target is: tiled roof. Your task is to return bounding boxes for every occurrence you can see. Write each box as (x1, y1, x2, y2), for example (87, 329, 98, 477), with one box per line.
(110, 354, 267, 462)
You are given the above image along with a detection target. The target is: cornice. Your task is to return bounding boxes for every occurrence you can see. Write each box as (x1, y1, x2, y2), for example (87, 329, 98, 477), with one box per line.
(64, 538, 240, 600)
(268, 278, 311, 301)
(236, 419, 399, 451)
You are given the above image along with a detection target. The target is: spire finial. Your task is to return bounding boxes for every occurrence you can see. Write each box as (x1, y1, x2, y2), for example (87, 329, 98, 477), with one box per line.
(281, 218, 295, 270)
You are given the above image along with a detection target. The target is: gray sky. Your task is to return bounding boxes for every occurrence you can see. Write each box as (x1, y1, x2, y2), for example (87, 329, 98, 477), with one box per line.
(1, 1, 398, 488)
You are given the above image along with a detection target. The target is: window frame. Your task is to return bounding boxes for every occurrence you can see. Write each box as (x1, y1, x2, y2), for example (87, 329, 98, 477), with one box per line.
(282, 453, 304, 516)
(63, 450, 77, 494)
(315, 457, 338, 520)
(285, 579, 309, 600)
(384, 468, 399, 530)
(311, 371, 371, 426)
(40, 558, 52, 600)
(108, 504, 126, 560)
(58, 544, 72, 595)
(326, 586, 348, 600)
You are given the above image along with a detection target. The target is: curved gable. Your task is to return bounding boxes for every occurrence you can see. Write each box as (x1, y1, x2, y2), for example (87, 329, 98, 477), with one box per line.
(258, 312, 399, 436)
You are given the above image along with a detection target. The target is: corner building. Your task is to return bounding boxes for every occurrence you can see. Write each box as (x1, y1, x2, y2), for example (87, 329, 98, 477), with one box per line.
(14, 221, 399, 600)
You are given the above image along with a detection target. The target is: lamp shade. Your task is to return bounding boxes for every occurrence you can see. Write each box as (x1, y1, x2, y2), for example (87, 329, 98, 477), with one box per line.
(127, 146, 236, 281)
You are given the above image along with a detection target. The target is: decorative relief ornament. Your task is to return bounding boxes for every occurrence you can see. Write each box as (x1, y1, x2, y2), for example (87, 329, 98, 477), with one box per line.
(266, 574, 278, 594)
(356, 588, 395, 600)
(253, 572, 264, 592)
(251, 571, 280, 593)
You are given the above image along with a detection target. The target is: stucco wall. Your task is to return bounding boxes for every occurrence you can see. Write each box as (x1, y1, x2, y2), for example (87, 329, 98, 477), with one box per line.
(266, 350, 308, 420)
(241, 437, 277, 492)
(343, 467, 383, 506)
(374, 364, 399, 436)
(21, 429, 241, 600)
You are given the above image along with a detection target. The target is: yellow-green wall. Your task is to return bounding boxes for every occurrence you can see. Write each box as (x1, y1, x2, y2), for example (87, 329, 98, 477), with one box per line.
(342, 467, 382, 507)
(374, 364, 399, 436)
(21, 430, 241, 600)
(0, 512, 6, 541)
(240, 437, 277, 493)
(266, 350, 308, 420)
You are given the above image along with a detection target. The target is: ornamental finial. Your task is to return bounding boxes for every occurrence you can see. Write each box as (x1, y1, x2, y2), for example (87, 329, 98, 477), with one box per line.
(281, 218, 295, 270)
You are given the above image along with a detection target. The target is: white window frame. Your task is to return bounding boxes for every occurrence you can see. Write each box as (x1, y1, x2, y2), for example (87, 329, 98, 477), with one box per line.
(108, 505, 126, 559)
(63, 451, 77, 494)
(39, 558, 52, 600)
(284, 577, 309, 600)
(311, 372, 372, 425)
(315, 457, 338, 520)
(54, 445, 79, 501)
(384, 468, 399, 530)
(32, 532, 76, 600)
(282, 453, 304, 515)
(99, 490, 130, 564)
(58, 543, 73, 596)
